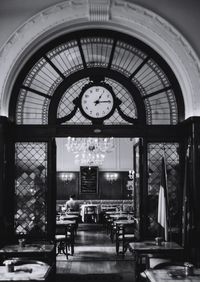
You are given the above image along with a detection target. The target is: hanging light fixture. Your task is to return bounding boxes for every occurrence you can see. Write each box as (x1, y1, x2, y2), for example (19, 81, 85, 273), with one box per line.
(65, 137, 115, 166)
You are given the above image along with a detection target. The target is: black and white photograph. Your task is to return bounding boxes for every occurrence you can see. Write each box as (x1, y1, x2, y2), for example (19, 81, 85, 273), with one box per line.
(0, 0, 200, 281)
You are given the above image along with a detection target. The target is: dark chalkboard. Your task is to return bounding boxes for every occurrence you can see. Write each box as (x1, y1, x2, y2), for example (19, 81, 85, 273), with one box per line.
(80, 166, 98, 194)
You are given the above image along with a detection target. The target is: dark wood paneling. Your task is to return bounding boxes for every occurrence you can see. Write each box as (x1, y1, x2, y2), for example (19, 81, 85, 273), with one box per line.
(56, 172, 79, 200)
(99, 176, 122, 199)
(99, 172, 130, 199)
(56, 171, 131, 200)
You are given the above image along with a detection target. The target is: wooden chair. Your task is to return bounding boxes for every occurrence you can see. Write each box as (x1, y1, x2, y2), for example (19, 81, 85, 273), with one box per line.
(116, 223, 136, 255)
(55, 224, 75, 259)
(110, 216, 128, 243)
(61, 216, 79, 235)
(84, 206, 97, 223)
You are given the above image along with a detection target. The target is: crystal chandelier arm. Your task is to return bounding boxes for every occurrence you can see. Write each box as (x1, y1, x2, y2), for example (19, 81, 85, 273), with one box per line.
(66, 137, 115, 166)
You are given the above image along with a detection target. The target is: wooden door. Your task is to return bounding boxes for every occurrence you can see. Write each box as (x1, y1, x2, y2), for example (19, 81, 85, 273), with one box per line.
(133, 139, 144, 240)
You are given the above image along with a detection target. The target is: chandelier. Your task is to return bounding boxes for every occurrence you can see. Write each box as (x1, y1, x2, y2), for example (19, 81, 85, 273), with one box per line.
(65, 137, 115, 166)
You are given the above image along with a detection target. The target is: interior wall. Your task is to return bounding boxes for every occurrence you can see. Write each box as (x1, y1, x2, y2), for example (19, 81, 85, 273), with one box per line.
(56, 138, 135, 171)
(56, 138, 136, 200)
(56, 171, 132, 200)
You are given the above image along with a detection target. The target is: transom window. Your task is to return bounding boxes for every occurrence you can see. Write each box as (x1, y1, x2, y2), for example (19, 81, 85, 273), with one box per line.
(10, 30, 184, 125)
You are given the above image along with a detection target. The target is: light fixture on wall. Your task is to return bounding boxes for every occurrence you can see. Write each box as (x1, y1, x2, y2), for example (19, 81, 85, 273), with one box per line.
(65, 137, 115, 166)
(128, 170, 135, 180)
(61, 172, 73, 184)
(127, 170, 135, 192)
(105, 173, 118, 184)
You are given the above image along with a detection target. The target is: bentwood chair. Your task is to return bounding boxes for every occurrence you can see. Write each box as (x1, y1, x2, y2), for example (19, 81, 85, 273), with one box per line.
(60, 215, 79, 235)
(84, 206, 97, 223)
(116, 223, 136, 255)
(110, 216, 128, 243)
(55, 224, 75, 259)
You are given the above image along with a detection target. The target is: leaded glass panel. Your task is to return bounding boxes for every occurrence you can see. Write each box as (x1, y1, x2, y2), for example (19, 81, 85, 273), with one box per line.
(46, 40, 84, 75)
(57, 78, 90, 123)
(14, 142, 47, 237)
(16, 89, 49, 124)
(147, 143, 180, 237)
(112, 41, 147, 77)
(81, 37, 113, 68)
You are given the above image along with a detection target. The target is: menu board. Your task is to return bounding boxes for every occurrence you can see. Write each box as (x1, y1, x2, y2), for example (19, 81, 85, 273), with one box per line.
(80, 166, 98, 194)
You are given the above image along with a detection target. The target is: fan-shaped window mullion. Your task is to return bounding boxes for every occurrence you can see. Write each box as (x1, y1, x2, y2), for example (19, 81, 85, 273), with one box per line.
(10, 29, 184, 126)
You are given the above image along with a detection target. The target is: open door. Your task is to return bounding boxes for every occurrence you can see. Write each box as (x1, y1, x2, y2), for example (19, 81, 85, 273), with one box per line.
(13, 138, 57, 242)
(47, 138, 57, 242)
(133, 138, 144, 240)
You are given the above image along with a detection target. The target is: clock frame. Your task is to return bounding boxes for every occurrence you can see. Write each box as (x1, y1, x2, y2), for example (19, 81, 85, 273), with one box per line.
(78, 82, 117, 124)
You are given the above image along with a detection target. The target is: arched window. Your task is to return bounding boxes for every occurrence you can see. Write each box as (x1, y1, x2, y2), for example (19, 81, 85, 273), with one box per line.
(10, 30, 184, 126)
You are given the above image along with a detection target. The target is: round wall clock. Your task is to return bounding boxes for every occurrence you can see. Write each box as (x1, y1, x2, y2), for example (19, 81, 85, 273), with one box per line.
(79, 83, 116, 121)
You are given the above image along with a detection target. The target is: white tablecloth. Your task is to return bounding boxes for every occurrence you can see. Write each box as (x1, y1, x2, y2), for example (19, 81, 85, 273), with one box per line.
(80, 204, 101, 222)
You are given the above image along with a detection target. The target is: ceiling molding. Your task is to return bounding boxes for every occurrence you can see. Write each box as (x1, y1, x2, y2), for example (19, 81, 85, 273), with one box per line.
(89, 0, 110, 21)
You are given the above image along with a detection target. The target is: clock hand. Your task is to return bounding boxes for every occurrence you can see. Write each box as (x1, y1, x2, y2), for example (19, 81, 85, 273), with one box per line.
(94, 93, 104, 104)
(94, 100, 111, 106)
(98, 93, 103, 100)
(97, 100, 111, 103)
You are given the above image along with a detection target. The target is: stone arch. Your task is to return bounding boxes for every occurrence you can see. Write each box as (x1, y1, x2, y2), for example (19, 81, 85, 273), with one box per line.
(0, 0, 199, 118)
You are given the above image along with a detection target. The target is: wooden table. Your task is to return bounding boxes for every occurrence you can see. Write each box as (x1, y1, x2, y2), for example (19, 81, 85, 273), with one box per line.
(115, 219, 135, 225)
(144, 267, 200, 281)
(56, 220, 76, 226)
(0, 243, 55, 266)
(65, 211, 80, 215)
(129, 241, 184, 280)
(105, 211, 133, 215)
(129, 241, 183, 259)
(109, 214, 129, 220)
(105, 211, 125, 215)
(59, 214, 78, 220)
(101, 207, 117, 212)
(0, 263, 51, 281)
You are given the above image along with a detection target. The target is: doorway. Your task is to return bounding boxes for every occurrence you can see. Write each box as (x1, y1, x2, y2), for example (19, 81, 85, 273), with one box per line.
(55, 137, 138, 281)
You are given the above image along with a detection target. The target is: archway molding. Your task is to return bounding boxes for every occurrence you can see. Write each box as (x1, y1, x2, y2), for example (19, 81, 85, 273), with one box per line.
(0, 0, 199, 119)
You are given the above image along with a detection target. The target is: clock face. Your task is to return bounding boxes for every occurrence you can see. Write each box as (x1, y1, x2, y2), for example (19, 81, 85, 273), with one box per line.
(80, 85, 114, 119)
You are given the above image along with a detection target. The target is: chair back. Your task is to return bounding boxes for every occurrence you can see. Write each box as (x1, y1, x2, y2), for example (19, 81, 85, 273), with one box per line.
(123, 223, 135, 234)
(85, 206, 96, 214)
(56, 224, 74, 238)
(56, 225, 66, 236)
